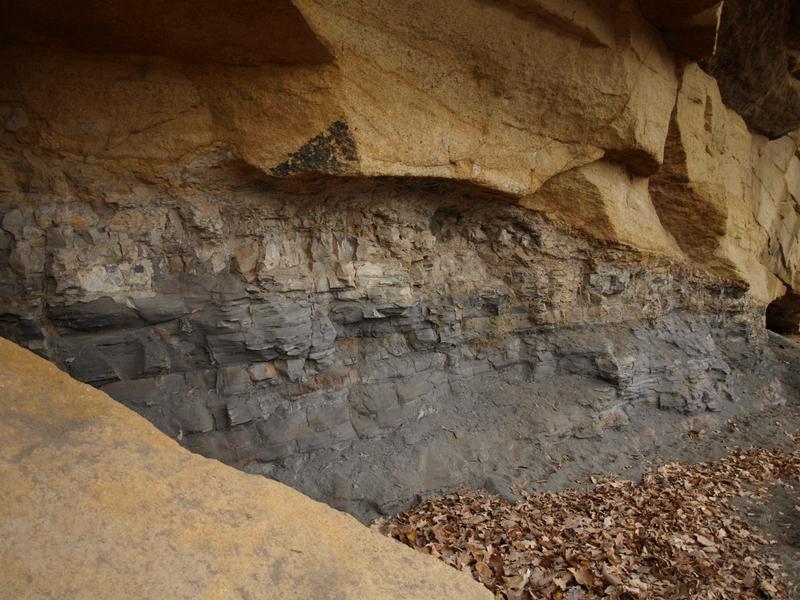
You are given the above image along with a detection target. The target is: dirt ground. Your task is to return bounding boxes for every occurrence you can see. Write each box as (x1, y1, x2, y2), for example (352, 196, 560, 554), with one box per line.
(382, 403, 800, 598)
(380, 332, 800, 598)
(628, 335, 800, 597)
(736, 482, 800, 599)
(659, 404, 800, 598)
(532, 338, 800, 597)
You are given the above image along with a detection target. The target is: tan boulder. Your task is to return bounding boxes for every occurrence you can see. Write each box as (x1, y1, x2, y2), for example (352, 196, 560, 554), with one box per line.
(0, 337, 490, 600)
(520, 160, 683, 257)
(754, 136, 800, 292)
(503, 0, 616, 47)
(295, 0, 678, 188)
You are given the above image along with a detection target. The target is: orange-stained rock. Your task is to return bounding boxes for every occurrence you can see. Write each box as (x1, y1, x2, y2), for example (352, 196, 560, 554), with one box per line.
(521, 160, 683, 257)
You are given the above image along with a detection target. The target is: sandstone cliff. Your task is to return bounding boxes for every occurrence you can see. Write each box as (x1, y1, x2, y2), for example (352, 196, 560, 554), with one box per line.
(0, 0, 799, 522)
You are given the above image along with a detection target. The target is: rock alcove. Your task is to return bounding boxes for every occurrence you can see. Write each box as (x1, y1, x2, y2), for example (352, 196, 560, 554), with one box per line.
(1, 0, 799, 522)
(767, 291, 800, 336)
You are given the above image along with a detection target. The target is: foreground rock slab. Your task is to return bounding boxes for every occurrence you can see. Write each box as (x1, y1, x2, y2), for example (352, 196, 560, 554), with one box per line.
(0, 337, 490, 600)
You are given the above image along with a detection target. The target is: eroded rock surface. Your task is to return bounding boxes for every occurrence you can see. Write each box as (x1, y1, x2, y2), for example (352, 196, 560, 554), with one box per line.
(650, 63, 800, 302)
(702, 0, 800, 138)
(0, 162, 795, 519)
(1, 0, 800, 523)
(0, 0, 681, 194)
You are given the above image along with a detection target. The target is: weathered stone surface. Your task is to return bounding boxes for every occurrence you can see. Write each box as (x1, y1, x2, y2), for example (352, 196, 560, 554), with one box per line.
(0, 0, 333, 66)
(639, 0, 723, 58)
(650, 63, 800, 303)
(0, 167, 793, 519)
(0, 0, 679, 195)
(1, 0, 799, 526)
(520, 160, 683, 256)
(0, 337, 490, 600)
(701, 0, 800, 138)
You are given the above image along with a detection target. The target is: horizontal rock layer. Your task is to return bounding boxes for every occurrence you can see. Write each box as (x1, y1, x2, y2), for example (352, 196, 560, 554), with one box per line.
(1, 165, 796, 518)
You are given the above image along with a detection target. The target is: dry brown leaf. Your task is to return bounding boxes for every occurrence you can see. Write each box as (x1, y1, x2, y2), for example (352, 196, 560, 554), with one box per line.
(568, 566, 594, 587)
(695, 533, 716, 548)
(760, 580, 779, 597)
(553, 572, 573, 590)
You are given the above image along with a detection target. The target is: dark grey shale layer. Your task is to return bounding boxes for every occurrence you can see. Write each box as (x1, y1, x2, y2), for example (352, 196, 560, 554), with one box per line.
(0, 168, 793, 520)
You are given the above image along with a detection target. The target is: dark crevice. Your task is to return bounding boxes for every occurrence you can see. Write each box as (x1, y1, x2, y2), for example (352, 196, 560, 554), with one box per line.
(766, 291, 800, 335)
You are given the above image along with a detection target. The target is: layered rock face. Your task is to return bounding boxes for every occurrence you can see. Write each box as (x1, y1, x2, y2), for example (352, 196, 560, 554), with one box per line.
(1, 0, 799, 519)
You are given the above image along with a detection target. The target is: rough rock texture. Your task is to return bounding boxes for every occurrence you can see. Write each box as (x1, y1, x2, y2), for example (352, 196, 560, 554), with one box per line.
(702, 0, 800, 138)
(1, 0, 800, 524)
(0, 165, 795, 519)
(0, 337, 491, 600)
(639, 0, 723, 59)
(650, 63, 800, 303)
(0, 0, 681, 193)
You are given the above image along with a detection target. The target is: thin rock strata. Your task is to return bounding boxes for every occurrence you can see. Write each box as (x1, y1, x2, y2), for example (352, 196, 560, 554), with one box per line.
(0, 166, 792, 519)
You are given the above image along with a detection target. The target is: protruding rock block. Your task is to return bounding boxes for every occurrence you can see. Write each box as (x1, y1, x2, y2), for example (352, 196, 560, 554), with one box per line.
(521, 160, 683, 257)
(1, 0, 680, 195)
(650, 63, 799, 303)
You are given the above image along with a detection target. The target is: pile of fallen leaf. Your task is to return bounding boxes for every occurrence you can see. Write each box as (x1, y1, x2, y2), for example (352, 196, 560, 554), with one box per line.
(375, 444, 799, 599)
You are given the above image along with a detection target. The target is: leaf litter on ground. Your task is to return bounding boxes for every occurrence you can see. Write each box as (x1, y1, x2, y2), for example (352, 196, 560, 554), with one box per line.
(374, 438, 799, 599)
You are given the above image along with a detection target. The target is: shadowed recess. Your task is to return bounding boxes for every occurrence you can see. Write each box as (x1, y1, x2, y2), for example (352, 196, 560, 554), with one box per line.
(701, 0, 800, 137)
(766, 291, 800, 335)
(0, 0, 333, 66)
